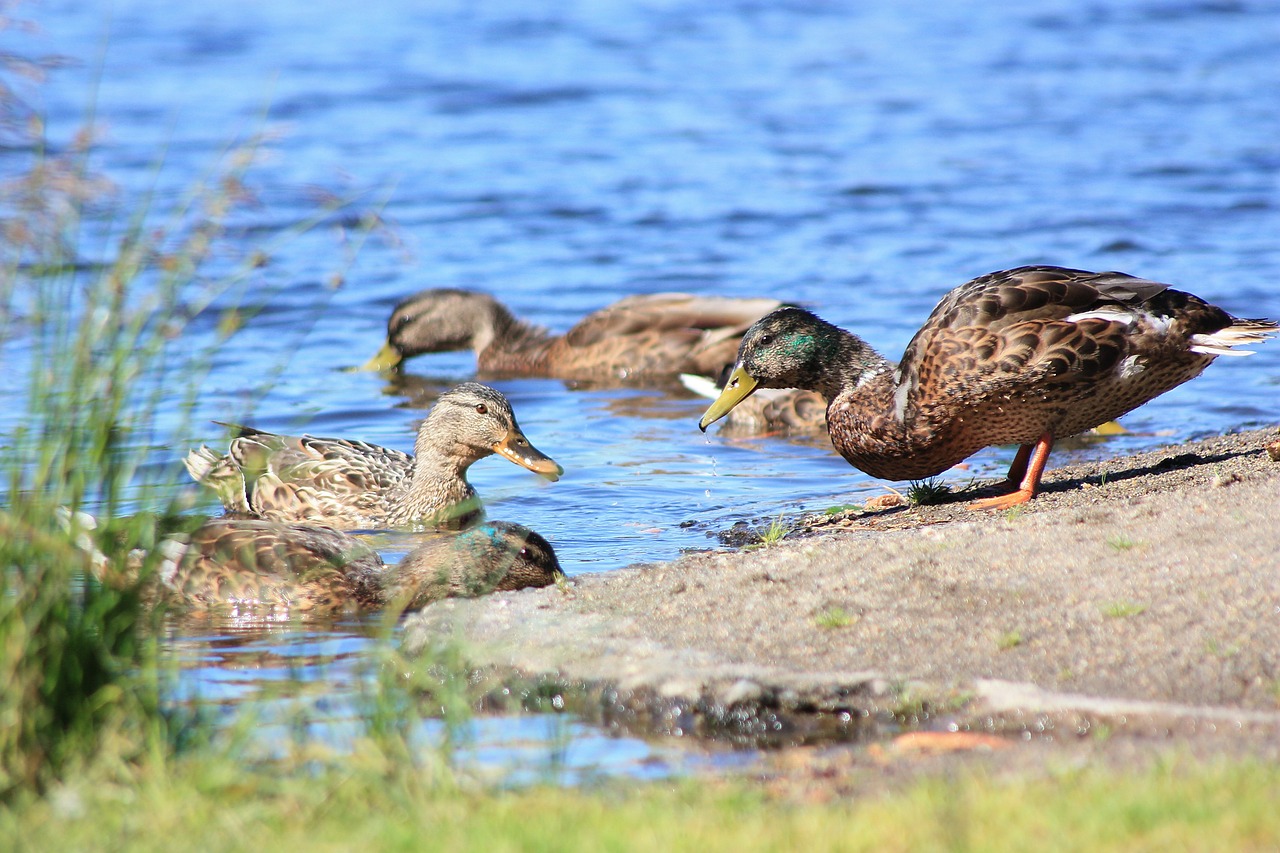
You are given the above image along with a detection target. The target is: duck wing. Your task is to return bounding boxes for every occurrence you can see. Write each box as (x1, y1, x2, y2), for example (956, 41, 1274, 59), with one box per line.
(559, 293, 784, 377)
(893, 265, 1231, 420)
(199, 424, 414, 523)
(164, 519, 380, 611)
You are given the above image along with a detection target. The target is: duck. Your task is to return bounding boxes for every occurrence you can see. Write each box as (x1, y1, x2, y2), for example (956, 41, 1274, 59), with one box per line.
(151, 518, 563, 615)
(361, 289, 786, 383)
(699, 265, 1278, 509)
(184, 383, 562, 529)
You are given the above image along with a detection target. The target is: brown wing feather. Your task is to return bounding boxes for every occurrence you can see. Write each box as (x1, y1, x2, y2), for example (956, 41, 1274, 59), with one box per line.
(168, 520, 381, 611)
(898, 266, 1238, 441)
(897, 267, 1183, 402)
(562, 294, 783, 345)
(554, 293, 783, 377)
(220, 430, 413, 522)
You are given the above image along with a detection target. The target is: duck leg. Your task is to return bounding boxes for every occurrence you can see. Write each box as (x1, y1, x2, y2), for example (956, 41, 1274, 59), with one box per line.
(970, 431, 1054, 510)
(1003, 443, 1034, 488)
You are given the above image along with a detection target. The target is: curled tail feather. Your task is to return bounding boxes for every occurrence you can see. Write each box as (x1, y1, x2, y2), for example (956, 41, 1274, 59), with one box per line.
(184, 445, 253, 513)
(1190, 318, 1279, 357)
(183, 446, 221, 482)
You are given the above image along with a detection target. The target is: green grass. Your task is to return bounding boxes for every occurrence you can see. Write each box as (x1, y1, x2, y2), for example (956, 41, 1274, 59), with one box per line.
(1204, 638, 1241, 660)
(5, 751, 1280, 852)
(0, 14, 351, 796)
(996, 630, 1023, 651)
(906, 477, 952, 506)
(746, 514, 791, 549)
(814, 607, 855, 629)
(1101, 602, 1148, 619)
(1106, 534, 1142, 552)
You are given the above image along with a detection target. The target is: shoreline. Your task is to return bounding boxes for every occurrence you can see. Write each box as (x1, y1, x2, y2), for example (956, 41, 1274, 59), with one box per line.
(404, 424, 1280, 778)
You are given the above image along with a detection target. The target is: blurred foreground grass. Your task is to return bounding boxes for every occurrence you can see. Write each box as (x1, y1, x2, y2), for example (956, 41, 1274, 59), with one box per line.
(6, 752, 1280, 852)
(0, 2, 359, 797)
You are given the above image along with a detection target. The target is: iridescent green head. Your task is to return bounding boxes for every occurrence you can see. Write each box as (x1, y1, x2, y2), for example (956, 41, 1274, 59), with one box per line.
(698, 307, 844, 430)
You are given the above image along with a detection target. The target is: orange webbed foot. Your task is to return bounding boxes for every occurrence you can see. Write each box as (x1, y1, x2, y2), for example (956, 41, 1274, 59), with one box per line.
(970, 431, 1054, 512)
(968, 488, 1035, 511)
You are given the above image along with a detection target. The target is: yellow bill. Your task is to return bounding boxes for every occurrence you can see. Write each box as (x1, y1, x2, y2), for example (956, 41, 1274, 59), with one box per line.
(359, 341, 403, 372)
(698, 365, 759, 431)
(494, 431, 564, 482)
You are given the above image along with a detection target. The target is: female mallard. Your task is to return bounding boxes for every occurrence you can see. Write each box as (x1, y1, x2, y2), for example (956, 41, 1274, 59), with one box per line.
(156, 518, 562, 615)
(362, 289, 785, 382)
(185, 383, 562, 528)
(699, 265, 1278, 509)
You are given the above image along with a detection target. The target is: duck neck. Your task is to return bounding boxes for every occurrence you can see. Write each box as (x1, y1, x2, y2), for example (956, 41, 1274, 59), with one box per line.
(398, 424, 481, 523)
(815, 332, 894, 404)
(368, 543, 453, 609)
(476, 304, 556, 371)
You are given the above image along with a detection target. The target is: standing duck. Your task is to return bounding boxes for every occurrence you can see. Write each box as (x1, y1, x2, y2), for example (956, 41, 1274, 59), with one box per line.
(185, 383, 562, 528)
(699, 265, 1277, 509)
(154, 518, 563, 616)
(361, 289, 785, 383)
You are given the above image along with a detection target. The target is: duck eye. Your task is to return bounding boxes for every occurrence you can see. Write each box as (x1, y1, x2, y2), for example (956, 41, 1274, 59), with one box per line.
(758, 333, 774, 346)
(474, 403, 488, 414)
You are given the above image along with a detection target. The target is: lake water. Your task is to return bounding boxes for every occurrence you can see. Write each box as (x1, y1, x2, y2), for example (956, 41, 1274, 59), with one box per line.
(7, 0, 1280, 777)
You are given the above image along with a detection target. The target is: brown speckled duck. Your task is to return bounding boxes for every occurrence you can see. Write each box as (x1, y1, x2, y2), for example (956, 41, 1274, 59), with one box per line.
(155, 518, 562, 615)
(699, 265, 1278, 509)
(362, 289, 785, 382)
(185, 383, 562, 529)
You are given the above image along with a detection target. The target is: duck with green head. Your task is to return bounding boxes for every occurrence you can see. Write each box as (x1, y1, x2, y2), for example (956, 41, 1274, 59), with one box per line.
(700, 265, 1277, 509)
(155, 518, 563, 617)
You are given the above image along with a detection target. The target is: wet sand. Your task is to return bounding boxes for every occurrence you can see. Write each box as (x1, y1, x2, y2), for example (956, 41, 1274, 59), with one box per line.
(404, 425, 1280, 789)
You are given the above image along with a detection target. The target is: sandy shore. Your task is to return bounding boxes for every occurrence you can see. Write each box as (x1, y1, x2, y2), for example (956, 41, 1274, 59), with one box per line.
(404, 425, 1280, 787)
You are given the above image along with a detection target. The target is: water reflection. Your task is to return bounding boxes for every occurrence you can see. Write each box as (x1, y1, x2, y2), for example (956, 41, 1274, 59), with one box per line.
(162, 615, 718, 782)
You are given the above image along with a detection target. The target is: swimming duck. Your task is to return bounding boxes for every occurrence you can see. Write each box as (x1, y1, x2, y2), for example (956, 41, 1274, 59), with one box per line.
(699, 265, 1278, 509)
(185, 383, 562, 528)
(155, 518, 563, 615)
(362, 289, 785, 382)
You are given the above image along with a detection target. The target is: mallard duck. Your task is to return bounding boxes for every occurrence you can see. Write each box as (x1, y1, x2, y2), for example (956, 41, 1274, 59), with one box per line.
(699, 265, 1278, 509)
(361, 289, 785, 382)
(184, 383, 562, 529)
(155, 518, 562, 615)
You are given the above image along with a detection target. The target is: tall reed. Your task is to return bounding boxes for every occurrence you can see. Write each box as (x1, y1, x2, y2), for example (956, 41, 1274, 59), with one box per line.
(0, 10, 274, 793)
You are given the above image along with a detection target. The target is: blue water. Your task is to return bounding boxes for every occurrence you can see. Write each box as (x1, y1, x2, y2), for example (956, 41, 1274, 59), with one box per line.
(7, 0, 1280, 775)
(163, 623, 717, 783)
